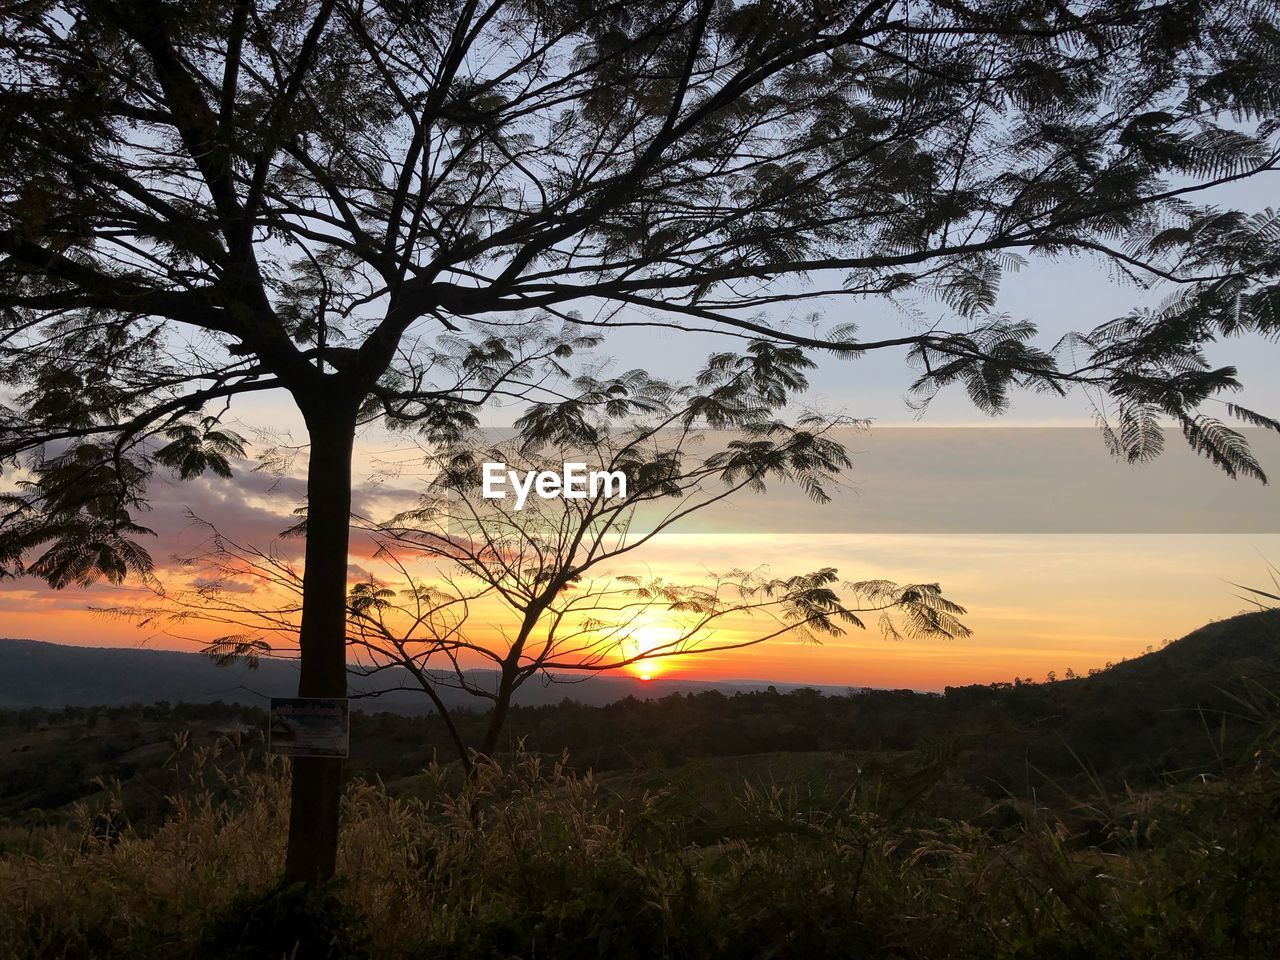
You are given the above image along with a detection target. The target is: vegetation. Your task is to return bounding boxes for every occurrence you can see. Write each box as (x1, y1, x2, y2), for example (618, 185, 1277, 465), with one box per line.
(1, 611, 1277, 958)
(1, 704, 1277, 959)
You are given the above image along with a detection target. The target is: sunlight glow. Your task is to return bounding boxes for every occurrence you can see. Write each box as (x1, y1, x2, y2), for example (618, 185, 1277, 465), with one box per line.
(624, 620, 684, 679)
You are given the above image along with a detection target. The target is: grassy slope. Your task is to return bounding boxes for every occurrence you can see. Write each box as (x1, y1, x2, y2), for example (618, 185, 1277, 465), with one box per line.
(1, 611, 1278, 958)
(2, 610, 1276, 827)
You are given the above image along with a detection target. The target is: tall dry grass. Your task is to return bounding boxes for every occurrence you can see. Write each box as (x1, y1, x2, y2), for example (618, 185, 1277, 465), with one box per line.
(1, 731, 1277, 959)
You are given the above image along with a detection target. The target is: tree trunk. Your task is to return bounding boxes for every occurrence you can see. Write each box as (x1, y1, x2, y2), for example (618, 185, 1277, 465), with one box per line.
(283, 395, 358, 885)
(479, 668, 516, 757)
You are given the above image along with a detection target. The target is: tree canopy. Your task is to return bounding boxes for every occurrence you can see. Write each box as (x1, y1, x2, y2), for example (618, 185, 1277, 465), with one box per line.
(4, 0, 1280, 587)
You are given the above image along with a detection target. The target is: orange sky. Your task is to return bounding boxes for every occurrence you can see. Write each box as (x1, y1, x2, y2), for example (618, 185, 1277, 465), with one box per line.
(3, 408, 1279, 692)
(4, 528, 1276, 692)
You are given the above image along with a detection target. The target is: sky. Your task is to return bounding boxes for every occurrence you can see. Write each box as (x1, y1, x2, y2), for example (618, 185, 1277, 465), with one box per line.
(3, 435, 1276, 691)
(2, 180, 1278, 692)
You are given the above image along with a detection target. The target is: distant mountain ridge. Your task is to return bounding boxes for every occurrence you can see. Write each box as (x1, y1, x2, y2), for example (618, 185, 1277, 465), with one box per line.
(3, 609, 1278, 714)
(1099, 609, 1280, 685)
(0, 637, 850, 712)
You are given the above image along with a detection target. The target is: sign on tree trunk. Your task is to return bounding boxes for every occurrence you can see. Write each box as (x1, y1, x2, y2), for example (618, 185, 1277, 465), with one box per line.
(268, 698, 350, 759)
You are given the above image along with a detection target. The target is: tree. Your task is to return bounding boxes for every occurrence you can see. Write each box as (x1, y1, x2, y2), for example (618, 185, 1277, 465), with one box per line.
(118, 354, 971, 770)
(3, 0, 1279, 882)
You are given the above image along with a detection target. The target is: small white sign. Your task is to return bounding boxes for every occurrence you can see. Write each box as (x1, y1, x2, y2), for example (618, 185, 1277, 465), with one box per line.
(268, 697, 350, 758)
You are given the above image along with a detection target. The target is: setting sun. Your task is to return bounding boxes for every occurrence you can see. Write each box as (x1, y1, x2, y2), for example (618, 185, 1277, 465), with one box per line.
(623, 620, 684, 679)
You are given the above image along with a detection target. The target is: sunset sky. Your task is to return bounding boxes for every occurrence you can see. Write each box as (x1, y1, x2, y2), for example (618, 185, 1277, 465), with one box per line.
(3, 179, 1278, 692)
(3, 460, 1277, 691)
(3, 363, 1277, 693)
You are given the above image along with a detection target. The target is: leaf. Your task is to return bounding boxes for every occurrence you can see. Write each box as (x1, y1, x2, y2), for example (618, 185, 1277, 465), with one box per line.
(1180, 415, 1267, 483)
(1226, 403, 1280, 433)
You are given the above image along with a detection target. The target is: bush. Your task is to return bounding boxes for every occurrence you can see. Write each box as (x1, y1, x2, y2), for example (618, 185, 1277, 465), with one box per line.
(197, 881, 372, 960)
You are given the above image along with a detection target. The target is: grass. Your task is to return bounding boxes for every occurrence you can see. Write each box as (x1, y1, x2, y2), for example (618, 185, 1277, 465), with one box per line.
(1, 727, 1278, 960)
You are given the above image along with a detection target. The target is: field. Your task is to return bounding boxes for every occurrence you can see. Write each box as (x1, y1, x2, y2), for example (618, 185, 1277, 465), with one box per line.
(1, 611, 1278, 959)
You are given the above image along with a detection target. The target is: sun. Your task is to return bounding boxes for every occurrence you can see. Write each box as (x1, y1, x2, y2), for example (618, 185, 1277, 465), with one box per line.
(623, 620, 682, 680)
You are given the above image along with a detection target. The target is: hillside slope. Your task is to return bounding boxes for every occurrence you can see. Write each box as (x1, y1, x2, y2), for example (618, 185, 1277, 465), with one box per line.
(1102, 608, 1280, 686)
(1, 611, 1277, 822)
(0, 637, 840, 712)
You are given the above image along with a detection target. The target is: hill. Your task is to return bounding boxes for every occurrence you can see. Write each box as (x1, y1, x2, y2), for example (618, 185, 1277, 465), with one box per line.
(1, 610, 1276, 825)
(0, 637, 847, 712)
(1102, 607, 1280, 685)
